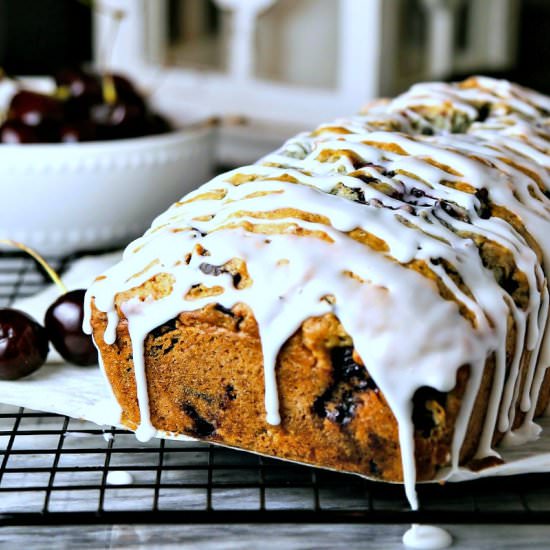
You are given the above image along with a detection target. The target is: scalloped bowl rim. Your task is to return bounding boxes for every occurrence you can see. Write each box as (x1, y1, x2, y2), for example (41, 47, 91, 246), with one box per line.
(0, 123, 215, 255)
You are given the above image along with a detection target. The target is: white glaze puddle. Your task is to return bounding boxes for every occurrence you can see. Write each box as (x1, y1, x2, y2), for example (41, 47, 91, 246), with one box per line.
(403, 524, 452, 549)
(106, 471, 134, 486)
(85, 76, 550, 511)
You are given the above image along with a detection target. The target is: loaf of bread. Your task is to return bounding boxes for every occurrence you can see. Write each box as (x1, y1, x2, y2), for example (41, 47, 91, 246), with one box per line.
(85, 77, 550, 509)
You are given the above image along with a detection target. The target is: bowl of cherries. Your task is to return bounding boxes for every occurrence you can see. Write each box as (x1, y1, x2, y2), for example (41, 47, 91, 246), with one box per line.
(0, 69, 214, 255)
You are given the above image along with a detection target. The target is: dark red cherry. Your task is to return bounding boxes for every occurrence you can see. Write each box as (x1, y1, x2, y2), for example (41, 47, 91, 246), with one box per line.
(56, 68, 102, 100)
(45, 289, 97, 366)
(145, 113, 172, 136)
(62, 96, 92, 121)
(0, 120, 40, 143)
(0, 309, 49, 380)
(8, 90, 63, 127)
(36, 120, 62, 143)
(109, 73, 137, 99)
(60, 120, 97, 143)
(90, 96, 147, 140)
(57, 69, 103, 121)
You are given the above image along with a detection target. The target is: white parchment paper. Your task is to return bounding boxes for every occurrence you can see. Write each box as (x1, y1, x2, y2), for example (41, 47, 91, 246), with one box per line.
(0, 364, 122, 427)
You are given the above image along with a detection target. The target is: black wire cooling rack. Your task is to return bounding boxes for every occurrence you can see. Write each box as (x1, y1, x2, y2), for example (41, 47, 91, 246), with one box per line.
(2, 250, 550, 526)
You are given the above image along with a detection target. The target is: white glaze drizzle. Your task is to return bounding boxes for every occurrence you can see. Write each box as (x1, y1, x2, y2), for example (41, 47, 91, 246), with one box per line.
(84, 76, 550, 511)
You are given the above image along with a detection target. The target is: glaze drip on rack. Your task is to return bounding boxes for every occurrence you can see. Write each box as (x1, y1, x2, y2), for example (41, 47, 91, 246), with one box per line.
(85, 77, 550, 510)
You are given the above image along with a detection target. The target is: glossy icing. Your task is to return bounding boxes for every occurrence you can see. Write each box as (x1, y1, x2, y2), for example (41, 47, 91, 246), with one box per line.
(85, 77, 550, 510)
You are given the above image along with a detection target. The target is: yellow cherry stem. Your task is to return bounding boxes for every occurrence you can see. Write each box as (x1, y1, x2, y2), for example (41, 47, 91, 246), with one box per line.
(0, 239, 68, 294)
(102, 73, 117, 105)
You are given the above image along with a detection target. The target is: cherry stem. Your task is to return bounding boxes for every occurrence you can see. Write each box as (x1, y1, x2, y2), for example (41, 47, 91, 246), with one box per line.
(102, 73, 117, 105)
(0, 239, 68, 294)
(56, 85, 71, 101)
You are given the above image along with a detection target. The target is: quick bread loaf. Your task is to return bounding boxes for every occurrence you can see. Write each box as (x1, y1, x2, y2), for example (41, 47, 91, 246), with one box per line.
(85, 77, 550, 509)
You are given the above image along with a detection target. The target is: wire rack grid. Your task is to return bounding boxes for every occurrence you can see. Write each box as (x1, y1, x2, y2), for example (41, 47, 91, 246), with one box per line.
(2, 251, 550, 526)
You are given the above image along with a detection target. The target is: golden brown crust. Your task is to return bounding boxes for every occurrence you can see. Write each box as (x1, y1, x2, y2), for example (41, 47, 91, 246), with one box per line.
(88, 75, 550, 483)
(91, 300, 484, 482)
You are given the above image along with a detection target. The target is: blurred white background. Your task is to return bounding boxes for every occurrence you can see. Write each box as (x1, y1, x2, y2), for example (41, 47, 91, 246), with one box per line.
(1, 0, 536, 164)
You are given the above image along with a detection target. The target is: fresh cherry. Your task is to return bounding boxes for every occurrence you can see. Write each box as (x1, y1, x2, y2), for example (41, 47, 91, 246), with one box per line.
(109, 73, 137, 99)
(90, 95, 147, 140)
(60, 120, 97, 143)
(145, 113, 172, 135)
(0, 309, 49, 380)
(55, 68, 102, 101)
(57, 69, 103, 121)
(1, 69, 172, 145)
(8, 90, 64, 127)
(45, 289, 97, 366)
(0, 120, 40, 143)
(62, 96, 93, 121)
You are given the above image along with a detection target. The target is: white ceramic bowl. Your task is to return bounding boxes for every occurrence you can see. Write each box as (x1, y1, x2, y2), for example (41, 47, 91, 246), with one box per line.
(0, 125, 214, 255)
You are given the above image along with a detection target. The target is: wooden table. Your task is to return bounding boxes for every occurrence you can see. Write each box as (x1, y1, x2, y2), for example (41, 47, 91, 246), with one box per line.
(2, 522, 550, 548)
